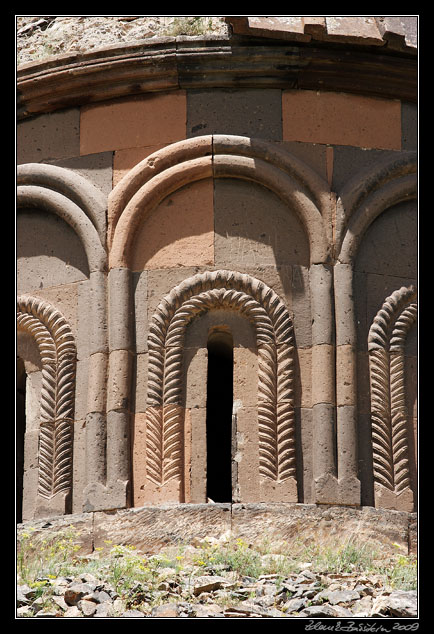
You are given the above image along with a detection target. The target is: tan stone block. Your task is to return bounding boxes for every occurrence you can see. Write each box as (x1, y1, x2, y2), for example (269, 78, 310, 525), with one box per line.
(291, 264, 312, 349)
(312, 402, 336, 479)
(17, 332, 41, 374)
(184, 348, 208, 409)
(133, 271, 148, 353)
(234, 405, 259, 503)
(84, 412, 107, 490)
(309, 263, 334, 345)
(374, 483, 414, 513)
(17, 109, 80, 163)
(336, 344, 357, 406)
(282, 90, 401, 150)
(76, 279, 91, 361)
(108, 268, 134, 352)
(86, 353, 107, 414)
(17, 211, 89, 292)
(240, 264, 293, 315)
(131, 178, 214, 271)
(22, 467, 38, 522)
(233, 347, 258, 407)
(184, 409, 192, 504)
(36, 282, 79, 337)
(135, 353, 148, 413)
(147, 267, 206, 324)
(311, 344, 335, 405)
(132, 412, 147, 507)
(22, 429, 39, 521)
(214, 178, 310, 268)
(259, 477, 298, 503)
(106, 409, 131, 486)
(71, 418, 86, 514)
(80, 92, 187, 155)
(74, 358, 88, 421)
(113, 144, 168, 187)
(25, 371, 42, 431)
(295, 348, 312, 408)
(133, 406, 188, 506)
(297, 407, 313, 503)
(88, 271, 109, 355)
(107, 349, 134, 411)
(190, 407, 207, 503)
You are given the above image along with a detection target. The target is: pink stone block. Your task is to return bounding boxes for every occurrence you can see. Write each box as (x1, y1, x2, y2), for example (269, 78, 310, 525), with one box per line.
(282, 90, 401, 150)
(80, 92, 186, 155)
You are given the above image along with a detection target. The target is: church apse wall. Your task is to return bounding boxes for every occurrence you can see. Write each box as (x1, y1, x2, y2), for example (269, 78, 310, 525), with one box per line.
(17, 23, 417, 534)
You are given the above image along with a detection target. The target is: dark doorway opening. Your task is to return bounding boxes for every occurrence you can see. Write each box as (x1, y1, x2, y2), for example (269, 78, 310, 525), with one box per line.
(16, 359, 26, 524)
(206, 330, 234, 503)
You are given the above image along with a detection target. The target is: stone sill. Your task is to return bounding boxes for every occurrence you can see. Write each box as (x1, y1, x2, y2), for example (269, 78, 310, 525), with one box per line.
(17, 502, 417, 557)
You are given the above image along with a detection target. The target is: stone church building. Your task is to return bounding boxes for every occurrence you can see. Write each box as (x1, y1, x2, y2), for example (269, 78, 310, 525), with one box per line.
(16, 17, 417, 548)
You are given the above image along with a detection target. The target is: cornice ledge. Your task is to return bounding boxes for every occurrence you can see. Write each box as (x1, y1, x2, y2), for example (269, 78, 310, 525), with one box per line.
(17, 35, 417, 120)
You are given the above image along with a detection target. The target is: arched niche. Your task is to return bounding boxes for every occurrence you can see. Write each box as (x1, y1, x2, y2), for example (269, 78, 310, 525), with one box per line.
(335, 158, 417, 510)
(134, 270, 298, 507)
(17, 165, 110, 515)
(17, 295, 77, 520)
(109, 135, 331, 266)
(368, 286, 417, 512)
(113, 136, 338, 509)
(354, 200, 417, 511)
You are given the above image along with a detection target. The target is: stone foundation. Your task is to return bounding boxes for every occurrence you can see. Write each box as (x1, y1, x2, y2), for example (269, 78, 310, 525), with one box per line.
(17, 503, 417, 557)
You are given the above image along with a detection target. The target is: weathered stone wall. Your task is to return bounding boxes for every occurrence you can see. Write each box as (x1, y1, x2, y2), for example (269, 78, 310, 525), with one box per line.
(17, 20, 417, 528)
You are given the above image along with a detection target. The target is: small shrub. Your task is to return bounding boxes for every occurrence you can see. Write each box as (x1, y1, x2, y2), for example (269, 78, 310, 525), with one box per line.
(385, 554, 417, 590)
(17, 525, 82, 585)
(316, 540, 377, 574)
(192, 537, 264, 578)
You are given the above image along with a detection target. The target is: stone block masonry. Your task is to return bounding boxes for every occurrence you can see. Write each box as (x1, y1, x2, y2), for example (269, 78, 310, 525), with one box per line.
(17, 23, 417, 525)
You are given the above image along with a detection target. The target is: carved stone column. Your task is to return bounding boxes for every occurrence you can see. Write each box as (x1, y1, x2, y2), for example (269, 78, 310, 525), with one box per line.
(333, 261, 362, 505)
(84, 268, 132, 511)
(368, 286, 416, 512)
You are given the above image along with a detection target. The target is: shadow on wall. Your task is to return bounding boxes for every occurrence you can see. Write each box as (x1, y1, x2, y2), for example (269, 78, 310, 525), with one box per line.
(17, 210, 90, 290)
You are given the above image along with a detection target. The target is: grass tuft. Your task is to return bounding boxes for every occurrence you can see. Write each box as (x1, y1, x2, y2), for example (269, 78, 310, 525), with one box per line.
(17, 527, 417, 613)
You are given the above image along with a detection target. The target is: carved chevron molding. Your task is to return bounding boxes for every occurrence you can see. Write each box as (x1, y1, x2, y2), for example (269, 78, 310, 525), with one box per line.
(17, 295, 76, 502)
(147, 270, 296, 487)
(368, 286, 417, 508)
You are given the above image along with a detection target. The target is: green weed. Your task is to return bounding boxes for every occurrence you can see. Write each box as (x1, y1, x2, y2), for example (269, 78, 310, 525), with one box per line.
(17, 526, 82, 585)
(383, 554, 417, 590)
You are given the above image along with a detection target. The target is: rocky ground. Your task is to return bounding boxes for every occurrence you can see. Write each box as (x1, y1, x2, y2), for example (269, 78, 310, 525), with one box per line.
(16, 16, 229, 65)
(17, 536, 417, 619)
(17, 569, 417, 619)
